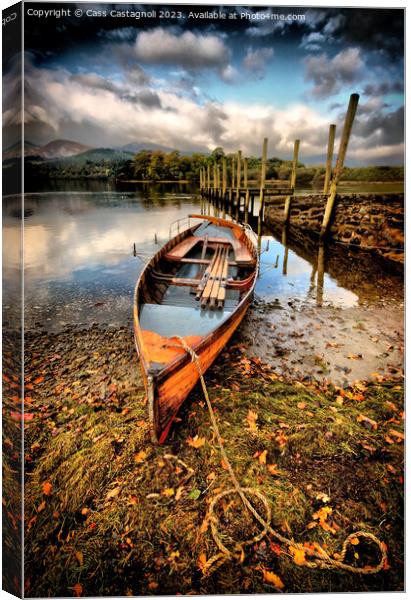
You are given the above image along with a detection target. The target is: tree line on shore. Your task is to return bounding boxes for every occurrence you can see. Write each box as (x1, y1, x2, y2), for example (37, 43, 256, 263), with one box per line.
(23, 146, 404, 185)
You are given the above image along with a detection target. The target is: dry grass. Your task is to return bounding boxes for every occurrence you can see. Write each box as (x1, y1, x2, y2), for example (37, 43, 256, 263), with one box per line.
(22, 326, 404, 596)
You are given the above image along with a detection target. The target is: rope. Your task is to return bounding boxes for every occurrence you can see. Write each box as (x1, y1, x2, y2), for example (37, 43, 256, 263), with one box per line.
(168, 336, 387, 578)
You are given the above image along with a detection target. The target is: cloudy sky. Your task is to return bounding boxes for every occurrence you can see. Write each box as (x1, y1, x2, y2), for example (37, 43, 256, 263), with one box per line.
(4, 3, 404, 164)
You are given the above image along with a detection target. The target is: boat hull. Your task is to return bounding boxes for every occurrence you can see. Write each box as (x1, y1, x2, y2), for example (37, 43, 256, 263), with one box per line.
(133, 215, 257, 442)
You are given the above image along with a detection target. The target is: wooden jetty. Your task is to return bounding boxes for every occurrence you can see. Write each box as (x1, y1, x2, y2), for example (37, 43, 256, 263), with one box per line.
(198, 93, 360, 239)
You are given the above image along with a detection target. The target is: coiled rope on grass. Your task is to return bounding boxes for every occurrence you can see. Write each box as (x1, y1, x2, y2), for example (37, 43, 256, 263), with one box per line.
(170, 336, 387, 578)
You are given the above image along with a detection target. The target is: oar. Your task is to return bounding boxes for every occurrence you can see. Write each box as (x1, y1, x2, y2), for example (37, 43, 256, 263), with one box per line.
(196, 246, 221, 300)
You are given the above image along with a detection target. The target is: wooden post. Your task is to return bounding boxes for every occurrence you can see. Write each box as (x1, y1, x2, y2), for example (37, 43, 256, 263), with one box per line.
(236, 150, 242, 192)
(231, 158, 236, 189)
(217, 164, 221, 189)
(323, 124, 336, 194)
(320, 93, 359, 239)
(222, 158, 227, 195)
(257, 137, 268, 241)
(283, 139, 300, 223)
(243, 158, 248, 189)
(207, 164, 211, 192)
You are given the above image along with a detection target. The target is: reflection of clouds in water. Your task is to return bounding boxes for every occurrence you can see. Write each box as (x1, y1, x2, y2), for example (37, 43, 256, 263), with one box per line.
(257, 236, 359, 309)
(11, 194, 199, 285)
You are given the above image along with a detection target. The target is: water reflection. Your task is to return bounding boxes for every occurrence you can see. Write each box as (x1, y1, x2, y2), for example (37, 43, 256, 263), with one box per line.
(2, 184, 403, 332)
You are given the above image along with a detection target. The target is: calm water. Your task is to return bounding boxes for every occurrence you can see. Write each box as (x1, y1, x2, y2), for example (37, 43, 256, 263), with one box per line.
(1, 181, 400, 332)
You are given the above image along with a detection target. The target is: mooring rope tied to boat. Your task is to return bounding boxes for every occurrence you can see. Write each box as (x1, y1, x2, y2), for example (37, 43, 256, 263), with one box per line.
(168, 336, 387, 578)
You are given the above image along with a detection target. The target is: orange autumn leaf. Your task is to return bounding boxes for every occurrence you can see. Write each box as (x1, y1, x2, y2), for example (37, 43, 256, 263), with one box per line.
(297, 402, 306, 410)
(220, 459, 229, 471)
(72, 583, 83, 597)
(262, 569, 284, 589)
(267, 464, 281, 476)
(37, 500, 46, 513)
(253, 449, 268, 465)
(148, 582, 159, 590)
(187, 435, 206, 449)
(312, 506, 336, 533)
(356, 414, 378, 430)
(350, 536, 360, 546)
(33, 376, 44, 384)
(42, 482, 52, 496)
(197, 552, 207, 572)
(290, 546, 306, 565)
(75, 551, 84, 566)
(388, 429, 404, 441)
(162, 488, 175, 497)
(246, 409, 258, 432)
(134, 450, 148, 464)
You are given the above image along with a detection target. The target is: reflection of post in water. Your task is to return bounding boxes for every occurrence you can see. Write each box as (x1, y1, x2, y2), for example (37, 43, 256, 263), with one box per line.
(308, 263, 317, 298)
(281, 226, 289, 276)
(316, 243, 325, 307)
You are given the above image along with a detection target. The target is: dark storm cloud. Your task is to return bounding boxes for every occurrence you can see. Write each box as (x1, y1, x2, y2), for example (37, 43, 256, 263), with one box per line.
(354, 106, 404, 146)
(69, 73, 162, 107)
(304, 48, 364, 98)
(363, 81, 404, 97)
(339, 9, 404, 62)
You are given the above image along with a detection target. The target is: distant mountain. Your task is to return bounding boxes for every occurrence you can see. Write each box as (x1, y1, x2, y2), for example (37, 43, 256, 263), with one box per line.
(37, 139, 92, 159)
(3, 139, 92, 160)
(51, 147, 134, 165)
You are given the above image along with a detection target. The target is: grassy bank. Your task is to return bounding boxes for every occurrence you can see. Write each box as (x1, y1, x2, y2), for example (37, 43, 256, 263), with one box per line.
(23, 326, 404, 596)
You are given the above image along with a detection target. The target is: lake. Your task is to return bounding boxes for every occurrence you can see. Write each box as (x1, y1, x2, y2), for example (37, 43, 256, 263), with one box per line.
(2, 181, 402, 334)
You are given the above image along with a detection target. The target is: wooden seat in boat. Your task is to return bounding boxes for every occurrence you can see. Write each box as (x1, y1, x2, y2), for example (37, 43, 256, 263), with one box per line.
(165, 234, 253, 266)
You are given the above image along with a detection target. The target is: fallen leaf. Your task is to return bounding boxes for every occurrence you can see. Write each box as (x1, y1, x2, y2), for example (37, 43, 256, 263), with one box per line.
(75, 551, 83, 566)
(188, 488, 201, 500)
(37, 501, 46, 513)
(106, 486, 121, 500)
(297, 402, 306, 410)
(134, 450, 148, 463)
(42, 482, 52, 496)
(347, 353, 362, 360)
(246, 409, 258, 432)
(72, 583, 83, 597)
(80, 508, 89, 515)
(197, 553, 207, 573)
(148, 582, 158, 590)
(316, 492, 331, 503)
(33, 376, 45, 384)
(356, 414, 378, 431)
(290, 546, 306, 565)
(388, 429, 404, 442)
(262, 569, 284, 589)
(350, 537, 360, 546)
(162, 488, 175, 497)
(267, 464, 281, 476)
(258, 450, 268, 465)
(187, 435, 206, 449)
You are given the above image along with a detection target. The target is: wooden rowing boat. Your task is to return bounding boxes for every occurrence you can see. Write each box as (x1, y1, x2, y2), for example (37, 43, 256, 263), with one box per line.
(133, 214, 258, 443)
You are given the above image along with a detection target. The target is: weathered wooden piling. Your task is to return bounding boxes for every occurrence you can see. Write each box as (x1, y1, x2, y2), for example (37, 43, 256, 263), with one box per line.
(320, 93, 359, 239)
(235, 150, 242, 220)
(283, 139, 300, 222)
(243, 157, 249, 224)
(257, 137, 268, 241)
(207, 164, 211, 192)
(222, 158, 227, 195)
(323, 124, 336, 194)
